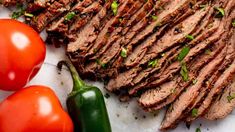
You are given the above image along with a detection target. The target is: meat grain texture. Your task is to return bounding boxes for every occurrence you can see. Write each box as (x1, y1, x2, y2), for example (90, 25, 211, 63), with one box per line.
(3, 0, 235, 130)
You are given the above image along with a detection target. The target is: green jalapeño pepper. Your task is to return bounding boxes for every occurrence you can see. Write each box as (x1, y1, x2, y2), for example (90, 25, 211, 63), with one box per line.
(57, 61, 111, 132)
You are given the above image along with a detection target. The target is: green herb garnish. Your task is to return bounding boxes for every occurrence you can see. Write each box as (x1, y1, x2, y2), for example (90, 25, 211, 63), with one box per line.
(180, 61, 189, 81)
(191, 108, 198, 117)
(205, 49, 212, 55)
(11, 4, 25, 19)
(227, 93, 235, 103)
(195, 127, 201, 132)
(111, 1, 118, 15)
(161, 53, 165, 57)
(156, 22, 162, 27)
(24, 12, 34, 18)
(170, 88, 176, 94)
(214, 7, 225, 18)
(65, 12, 76, 21)
(148, 59, 158, 68)
(232, 20, 235, 27)
(186, 35, 194, 40)
(151, 15, 158, 21)
(192, 79, 198, 85)
(120, 47, 127, 58)
(177, 46, 190, 61)
(96, 59, 107, 69)
(199, 4, 206, 9)
(119, 18, 123, 23)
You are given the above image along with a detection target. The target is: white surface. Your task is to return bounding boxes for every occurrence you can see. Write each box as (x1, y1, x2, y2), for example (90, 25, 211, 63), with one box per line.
(1, 6, 235, 132)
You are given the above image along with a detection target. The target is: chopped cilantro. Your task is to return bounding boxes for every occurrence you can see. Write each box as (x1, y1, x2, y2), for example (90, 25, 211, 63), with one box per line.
(161, 53, 165, 57)
(96, 59, 107, 69)
(191, 108, 198, 117)
(178, 46, 190, 61)
(170, 88, 176, 93)
(148, 59, 158, 68)
(65, 12, 76, 21)
(120, 47, 127, 58)
(180, 61, 189, 81)
(151, 15, 158, 21)
(24, 12, 34, 18)
(227, 93, 235, 103)
(119, 18, 123, 23)
(192, 79, 198, 85)
(214, 7, 225, 18)
(199, 4, 206, 9)
(232, 20, 235, 27)
(111, 1, 118, 15)
(11, 4, 25, 19)
(195, 127, 201, 132)
(186, 35, 194, 40)
(205, 49, 212, 55)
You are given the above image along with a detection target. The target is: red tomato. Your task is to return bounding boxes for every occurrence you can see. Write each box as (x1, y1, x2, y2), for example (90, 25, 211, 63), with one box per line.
(0, 19, 46, 91)
(0, 85, 74, 132)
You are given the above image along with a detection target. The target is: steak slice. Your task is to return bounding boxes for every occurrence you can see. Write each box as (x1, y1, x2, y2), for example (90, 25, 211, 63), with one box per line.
(138, 40, 226, 110)
(106, 67, 141, 92)
(29, 0, 74, 32)
(67, 0, 113, 53)
(204, 30, 235, 120)
(47, 0, 99, 34)
(106, 0, 190, 71)
(78, 0, 152, 76)
(132, 46, 180, 86)
(121, 0, 191, 47)
(26, 0, 53, 13)
(1, 0, 25, 6)
(87, 0, 165, 61)
(160, 46, 227, 130)
(107, 0, 205, 92)
(139, 4, 211, 66)
(89, 0, 146, 60)
(204, 77, 235, 120)
(130, 12, 226, 95)
(67, 0, 105, 35)
(84, 0, 136, 58)
(202, 60, 235, 119)
(121, 0, 195, 68)
(121, 0, 157, 35)
(184, 2, 235, 123)
(78, 0, 142, 75)
(96, 0, 170, 73)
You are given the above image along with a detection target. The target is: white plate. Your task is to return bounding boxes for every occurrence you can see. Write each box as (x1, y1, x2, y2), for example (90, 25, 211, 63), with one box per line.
(1, 6, 235, 132)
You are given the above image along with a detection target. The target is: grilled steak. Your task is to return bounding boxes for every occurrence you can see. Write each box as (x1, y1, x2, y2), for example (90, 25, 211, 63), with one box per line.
(3, 0, 235, 130)
(205, 77, 235, 120)
(26, 0, 52, 13)
(1, 0, 26, 6)
(160, 45, 227, 130)
(204, 29, 235, 120)
(139, 40, 226, 110)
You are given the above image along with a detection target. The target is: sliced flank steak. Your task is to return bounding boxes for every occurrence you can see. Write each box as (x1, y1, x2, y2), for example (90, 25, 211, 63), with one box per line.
(46, 0, 101, 34)
(160, 45, 227, 130)
(105, 0, 206, 92)
(139, 40, 227, 111)
(29, 0, 75, 32)
(130, 9, 228, 96)
(204, 29, 235, 121)
(66, 0, 113, 53)
(3, 0, 235, 130)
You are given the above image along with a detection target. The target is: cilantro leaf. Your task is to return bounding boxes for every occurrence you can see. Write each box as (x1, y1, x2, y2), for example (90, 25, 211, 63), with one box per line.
(178, 46, 190, 61)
